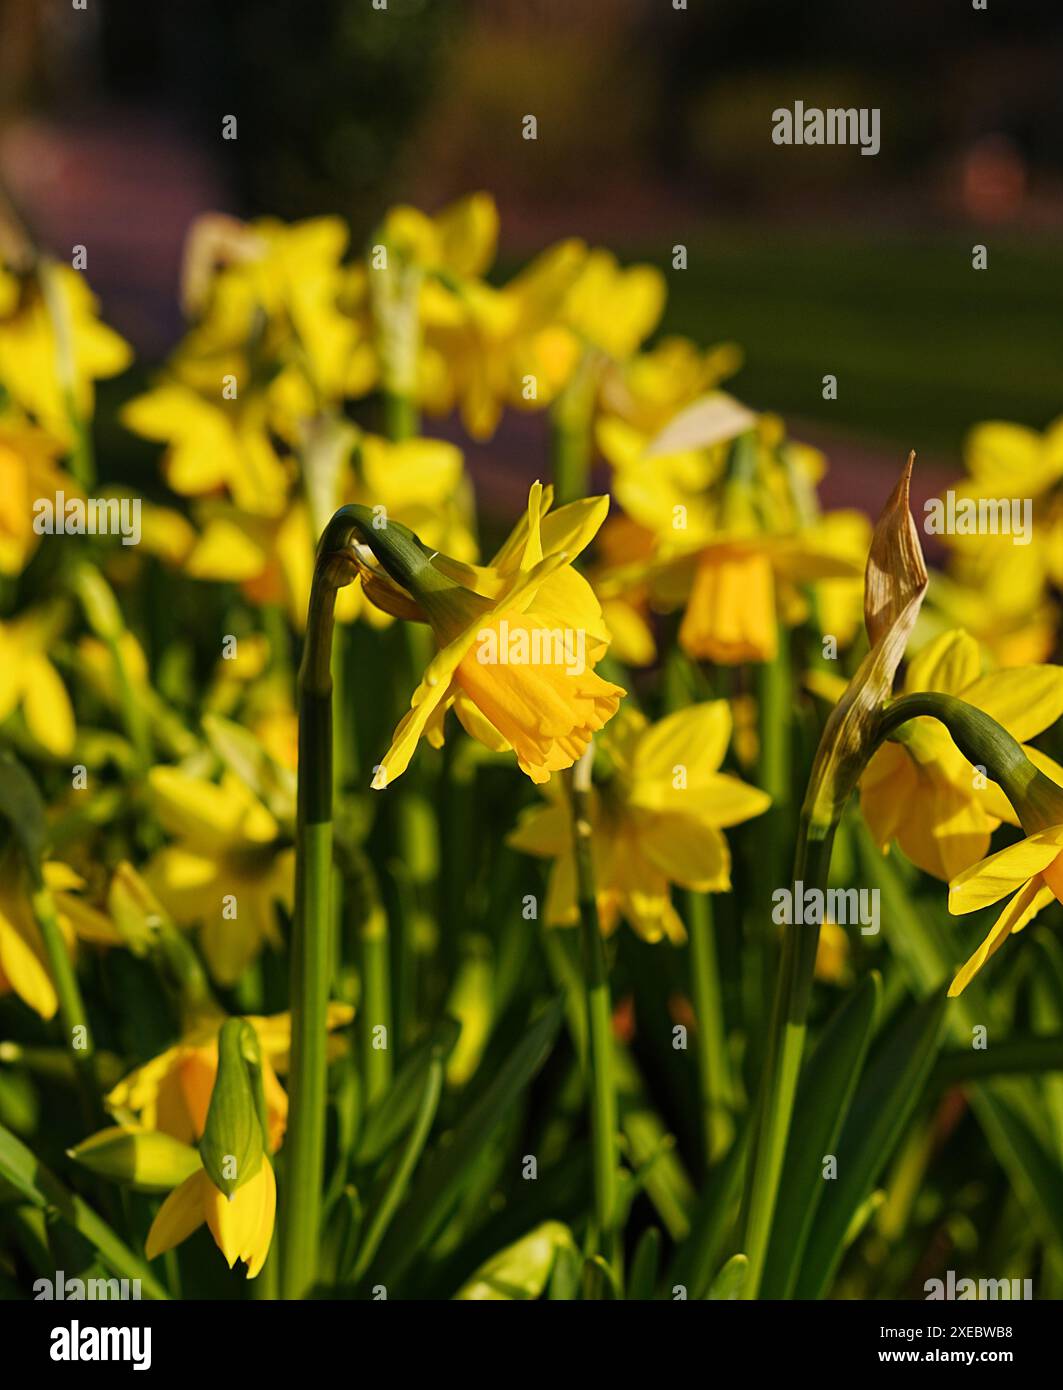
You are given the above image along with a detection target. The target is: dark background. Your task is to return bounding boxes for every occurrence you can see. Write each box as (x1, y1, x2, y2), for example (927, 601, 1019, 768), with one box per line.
(3, 0, 1061, 501)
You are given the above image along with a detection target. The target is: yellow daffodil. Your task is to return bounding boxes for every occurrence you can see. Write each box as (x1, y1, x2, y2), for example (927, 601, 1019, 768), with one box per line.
(0, 856, 120, 1019)
(597, 411, 862, 664)
(0, 603, 76, 755)
(948, 817, 1063, 996)
(592, 513, 659, 667)
(146, 1156, 277, 1279)
(561, 248, 666, 362)
(944, 417, 1063, 634)
(177, 213, 372, 412)
(422, 237, 585, 440)
(141, 766, 294, 984)
(73, 1119, 279, 1279)
(121, 382, 291, 518)
(340, 192, 508, 419)
(0, 263, 132, 442)
(509, 700, 769, 942)
(0, 418, 77, 576)
(361, 482, 624, 787)
(929, 568, 1057, 668)
(106, 1005, 353, 1151)
(598, 336, 743, 436)
(861, 629, 1063, 880)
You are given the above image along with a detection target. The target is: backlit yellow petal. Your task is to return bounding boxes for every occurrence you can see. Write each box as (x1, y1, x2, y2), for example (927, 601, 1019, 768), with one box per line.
(145, 1169, 209, 1261)
(632, 700, 733, 781)
(22, 654, 75, 755)
(905, 629, 981, 696)
(0, 910, 57, 1018)
(948, 826, 1063, 915)
(204, 1157, 276, 1278)
(962, 666, 1063, 743)
(948, 877, 1054, 997)
(637, 816, 731, 892)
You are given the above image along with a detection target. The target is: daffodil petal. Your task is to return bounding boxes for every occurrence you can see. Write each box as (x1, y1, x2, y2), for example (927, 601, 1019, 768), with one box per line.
(948, 877, 1054, 997)
(22, 654, 75, 755)
(145, 1169, 209, 1261)
(204, 1158, 276, 1278)
(637, 816, 731, 892)
(0, 910, 57, 1018)
(632, 700, 733, 781)
(948, 826, 1063, 914)
(962, 666, 1063, 742)
(905, 630, 981, 697)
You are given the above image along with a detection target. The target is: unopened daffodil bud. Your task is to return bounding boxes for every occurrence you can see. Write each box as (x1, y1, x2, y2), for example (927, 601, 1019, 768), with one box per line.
(804, 453, 927, 831)
(68, 1125, 201, 1193)
(199, 1019, 268, 1199)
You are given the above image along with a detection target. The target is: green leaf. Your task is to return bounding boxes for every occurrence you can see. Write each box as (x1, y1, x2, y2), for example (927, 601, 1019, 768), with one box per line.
(705, 1252, 749, 1300)
(453, 1221, 574, 1300)
(0, 752, 49, 882)
(354, 1017, 461, 1166)
(761, 971, 881, 1298)
(372, 997, 563, 1289)
(668, 1119, 749, 1300)
(970, 1081, 1063, 1248)
(932, 1036, 1063, 1088)
(627, 1226, 661, 1301)
(0, 1122, 168, 1298)
(349, 1052, 445, 1283)
(795, 992, 946, 1298)
(548, 1242, 582, 1300)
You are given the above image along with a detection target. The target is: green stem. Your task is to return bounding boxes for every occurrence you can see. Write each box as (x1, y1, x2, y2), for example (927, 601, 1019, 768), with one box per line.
(31, 884, 100, 1124)
(279, 525, 359, 1299)
(566, 747, 619, 1271)
(549, 357, 596, 506)
(686, 890, 733, 1167)
(353, 856, 392, 1107)
(739, 812, 835, 1298)
(875, 692, 1049, 827)
(738, 684, 1048, 1298)
(382, 390, 418, 442)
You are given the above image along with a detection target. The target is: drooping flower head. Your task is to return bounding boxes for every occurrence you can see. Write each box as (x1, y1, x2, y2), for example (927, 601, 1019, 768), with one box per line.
(861, 628, 1063, 880)
(354, 482, 625, 787)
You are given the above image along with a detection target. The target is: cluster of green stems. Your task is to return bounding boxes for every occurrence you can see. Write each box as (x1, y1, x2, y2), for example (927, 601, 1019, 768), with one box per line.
(739, 689, 1052, 1297)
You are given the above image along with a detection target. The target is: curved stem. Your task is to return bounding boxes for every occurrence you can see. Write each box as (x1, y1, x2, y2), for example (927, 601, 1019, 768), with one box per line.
(876, 691, 1061, 832)
(279, 518, 360, 1299)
